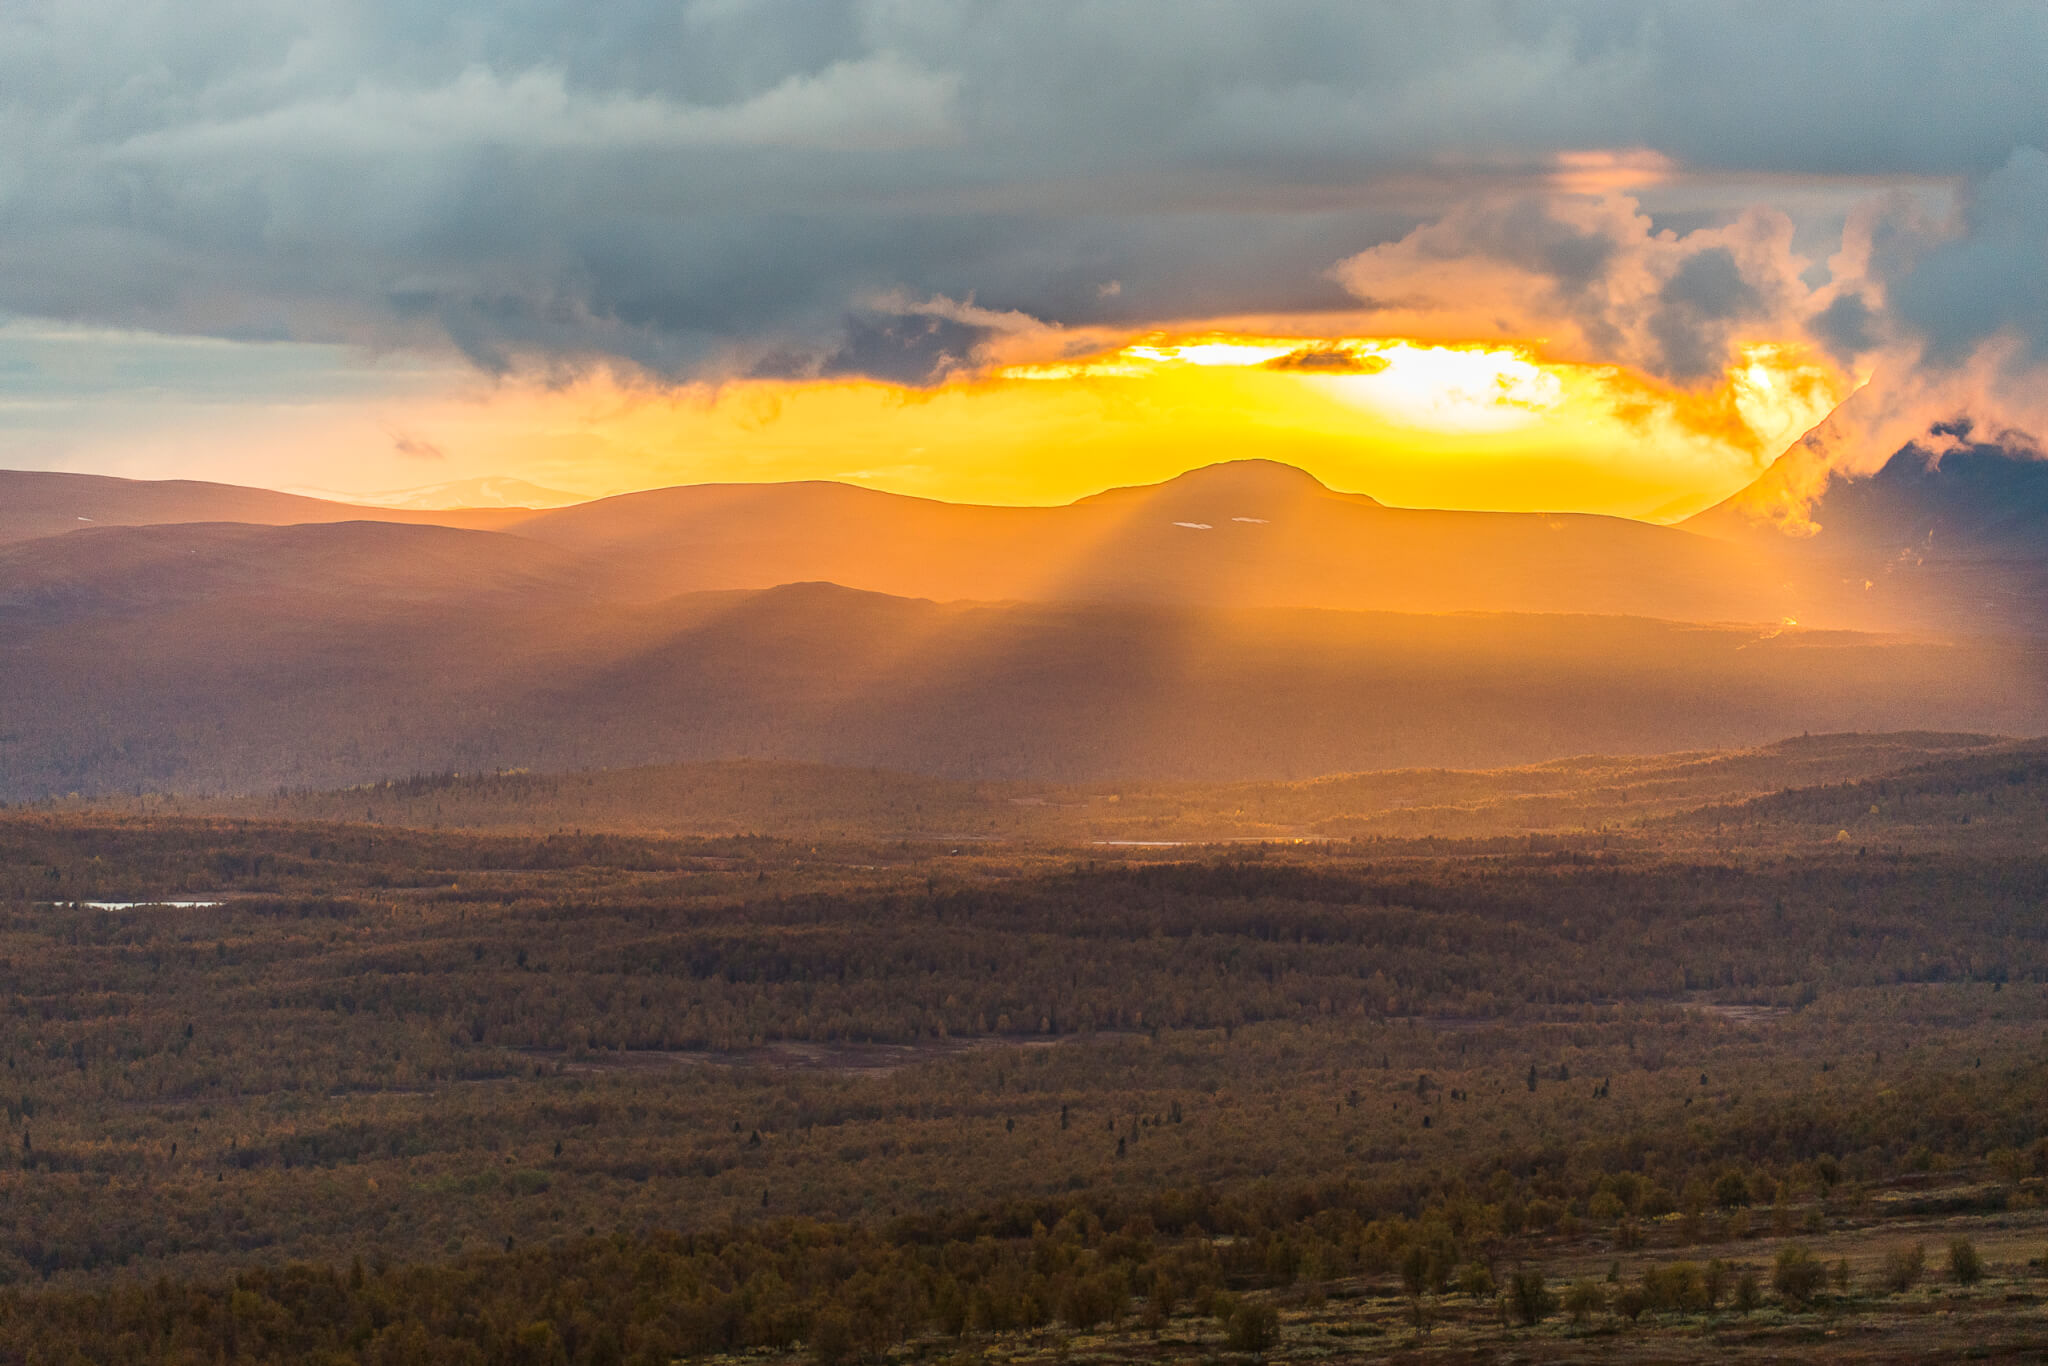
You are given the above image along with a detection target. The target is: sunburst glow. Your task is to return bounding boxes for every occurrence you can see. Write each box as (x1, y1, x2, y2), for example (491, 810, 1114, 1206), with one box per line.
(32, 325, 1857, 522)
(1299, 343, 1564, 433)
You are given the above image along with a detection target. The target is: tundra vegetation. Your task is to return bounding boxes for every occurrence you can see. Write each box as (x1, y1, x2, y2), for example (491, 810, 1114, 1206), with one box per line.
(0, 741, 2046, 1361)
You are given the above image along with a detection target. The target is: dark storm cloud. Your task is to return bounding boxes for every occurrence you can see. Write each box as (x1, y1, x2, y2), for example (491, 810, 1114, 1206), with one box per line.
(1, 0, 2046, 382)
(1882, 148, 2048, 369)
(821, 312, 993, 386)
(1810, 293, 1881, 366)
(1648, 247, 1766, 383)
(1330, 194, 1824, 389)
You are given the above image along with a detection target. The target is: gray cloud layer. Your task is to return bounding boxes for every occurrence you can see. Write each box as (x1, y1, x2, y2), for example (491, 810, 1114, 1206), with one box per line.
(3, 1, 2047, 390)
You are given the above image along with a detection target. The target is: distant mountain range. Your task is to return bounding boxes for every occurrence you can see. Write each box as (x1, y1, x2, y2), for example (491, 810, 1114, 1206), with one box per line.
(284, 476, 588, 511)
(0, 452, 2042, 798)
(1685, 437, 2048, 637)
(0, 457, 1807, 620)
(508, 459, 1799, 621)
(0, 470, 528, 547)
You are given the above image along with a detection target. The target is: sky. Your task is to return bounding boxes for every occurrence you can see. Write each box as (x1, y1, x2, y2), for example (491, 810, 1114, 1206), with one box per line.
(4, 1, 2048, 517)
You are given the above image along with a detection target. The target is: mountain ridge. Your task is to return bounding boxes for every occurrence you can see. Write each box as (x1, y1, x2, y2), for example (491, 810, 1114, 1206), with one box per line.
(2, 562, 2039, 800)
(0, 469, 536, 547)
(12, 452, 2047, 633)
(1686, 438, 2048, 637)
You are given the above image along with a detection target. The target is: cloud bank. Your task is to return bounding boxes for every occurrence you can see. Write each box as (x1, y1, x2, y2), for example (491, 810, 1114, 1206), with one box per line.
(3, 0, 2048, 467)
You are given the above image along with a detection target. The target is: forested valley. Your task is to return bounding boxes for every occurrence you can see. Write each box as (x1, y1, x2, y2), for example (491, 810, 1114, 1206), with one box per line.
(1, 744, 2047, 1361)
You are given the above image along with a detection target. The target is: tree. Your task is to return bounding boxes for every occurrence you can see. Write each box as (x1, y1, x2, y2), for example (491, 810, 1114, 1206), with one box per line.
(1060, 1273, 1119, 1330)
(809, 1310, 856, 1366)
(1509, 1269, 1556, 1326)
(1225, 1301, 1279, 1353)
(1563, 1278, 1605, 1324)
(1879, 1244, 1925, 1294)
(1773, 1245, 1825, 1306)
(1734, 1268, 1761, 1314)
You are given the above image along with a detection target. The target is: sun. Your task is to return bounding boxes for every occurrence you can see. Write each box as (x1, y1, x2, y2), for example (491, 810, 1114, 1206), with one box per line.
(1010, 335, 1568, 435)
(1302, 342, 1565, 434)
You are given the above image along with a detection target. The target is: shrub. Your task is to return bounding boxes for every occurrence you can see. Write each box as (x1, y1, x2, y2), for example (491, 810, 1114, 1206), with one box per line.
(1563, 1278, 1606, 1324)
(1949, 1238, 1984, 1286)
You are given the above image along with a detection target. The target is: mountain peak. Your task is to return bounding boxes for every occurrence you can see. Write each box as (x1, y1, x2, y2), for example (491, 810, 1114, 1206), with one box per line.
(1077, 459, 1367, 509)
(1162, 459, 1332, 493)
(1690, 437, 2048, 559)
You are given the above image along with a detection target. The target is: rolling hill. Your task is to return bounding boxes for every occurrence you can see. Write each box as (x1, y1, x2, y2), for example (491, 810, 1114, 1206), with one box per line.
(0, 520, 584, 630)
(166, 732, 2017, 842)
(1, 457, 2042, 800)
(1676, 737, 2048, 851)
(0, 470, 531, 547)
(0, 517, 2040, 797)
(508, 459, 1801, 621)
(5, 460, 1811, 621)
(17, 455, 2044, 633)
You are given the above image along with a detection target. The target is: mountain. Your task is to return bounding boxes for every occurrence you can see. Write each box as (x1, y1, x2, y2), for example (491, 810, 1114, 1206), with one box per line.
(512, 459, 1797, 620)
(0, 523, 2040, 797)
(3, 460, 1796, 622)
(0, 520, 584, 631)
(0, 470, 533, 547)
(292, 476, 589, 510)
(15, 458, 2018, 630)
(1686, 438, 2048, 636)
(1, 458, 2040, 799)
(1803, 441, 2048, 559)
(13, 457, 2040, 632)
